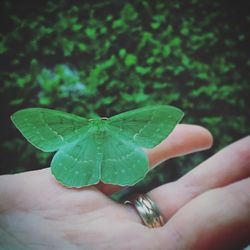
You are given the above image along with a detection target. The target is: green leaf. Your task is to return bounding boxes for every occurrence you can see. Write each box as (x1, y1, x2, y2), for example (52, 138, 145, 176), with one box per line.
(112, 19, 124, 29)
(146, 57, 156, 64)
(180, 27, 189, 36)
(10, 98, 24, 106)
(119, 48, 127, 58)
(100, 26, 107, 34)
(78, 43, 87, 51)
(0, 39, 8, 54)
(17, 78, 27, 88)
(181, 55, 190, 66)
(151, 22, 161, 29)
(85, 28, 96, 39)
(135, 66, 151, 75)
(124, 54, 137, 67)
(38, 95, 51, 106)
(72, 24, 82, 31)
(170, 37, 181, 46)
(11, 105, 184, 187)
(163, 45, 171, 57)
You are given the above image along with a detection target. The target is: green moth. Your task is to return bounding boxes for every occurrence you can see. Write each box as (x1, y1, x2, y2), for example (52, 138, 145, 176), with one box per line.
(11, 105, 184, 187)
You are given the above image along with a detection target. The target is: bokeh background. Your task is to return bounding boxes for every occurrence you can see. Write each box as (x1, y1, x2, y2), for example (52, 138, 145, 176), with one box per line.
(1, 0, 249, 189)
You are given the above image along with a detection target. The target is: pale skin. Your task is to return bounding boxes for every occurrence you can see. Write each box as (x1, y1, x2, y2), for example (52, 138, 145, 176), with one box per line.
(0, 125, 249, 250)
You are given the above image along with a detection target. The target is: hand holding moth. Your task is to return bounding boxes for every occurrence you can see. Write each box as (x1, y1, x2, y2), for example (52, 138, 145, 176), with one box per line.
(1, 127, 249, 249)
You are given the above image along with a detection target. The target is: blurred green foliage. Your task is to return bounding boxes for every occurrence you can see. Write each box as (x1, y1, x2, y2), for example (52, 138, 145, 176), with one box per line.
(1, 1, 249, 187)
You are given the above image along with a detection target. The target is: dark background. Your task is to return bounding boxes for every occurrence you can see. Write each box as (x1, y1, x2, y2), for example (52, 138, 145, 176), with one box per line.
(0, 0, 249, 188)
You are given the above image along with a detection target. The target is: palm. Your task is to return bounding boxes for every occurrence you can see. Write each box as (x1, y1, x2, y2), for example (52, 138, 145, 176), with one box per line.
(4, 169, 159, 250)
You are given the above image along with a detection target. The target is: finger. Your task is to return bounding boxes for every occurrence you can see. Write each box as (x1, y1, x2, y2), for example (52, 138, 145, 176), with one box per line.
(180, 135, 250, 191)
(158, 178, 250, 250)
(148, 136, 250, 220)
(146, 124, 213, 167)
(97, 124, 213, 195)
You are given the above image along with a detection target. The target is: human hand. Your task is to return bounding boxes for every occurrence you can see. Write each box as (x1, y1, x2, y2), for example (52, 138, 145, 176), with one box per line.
(0, 125, 249, 250)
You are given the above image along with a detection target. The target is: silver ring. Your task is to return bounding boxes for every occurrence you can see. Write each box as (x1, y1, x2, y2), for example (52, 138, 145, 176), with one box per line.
(126, 194, 165, 228)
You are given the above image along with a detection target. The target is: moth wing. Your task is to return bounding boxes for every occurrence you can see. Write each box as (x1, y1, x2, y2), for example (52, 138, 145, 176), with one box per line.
(101, 130, 148, 186)
(51, 135, 102, 187)
(108, 105, 184, 148)
(11, 108, 89, 152)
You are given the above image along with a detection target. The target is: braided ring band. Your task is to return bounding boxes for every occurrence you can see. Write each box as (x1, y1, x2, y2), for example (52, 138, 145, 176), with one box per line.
(132, 194, 165, 228)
